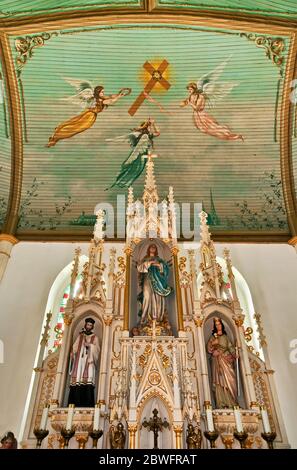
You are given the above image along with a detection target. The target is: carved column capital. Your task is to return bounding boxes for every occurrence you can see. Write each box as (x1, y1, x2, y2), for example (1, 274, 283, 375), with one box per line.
(288, 236, 297, 252)
(0, 233, 19, 244)
(194, 316, 204, 327)
(63, 313, 74, 326)
(233, 315, 245, 327)
(103, 315, 113, 326)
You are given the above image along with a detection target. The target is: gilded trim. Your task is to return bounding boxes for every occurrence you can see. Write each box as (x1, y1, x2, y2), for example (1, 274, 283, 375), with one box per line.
(280, 31, 297, 237)
(15, 231, 291, 243)
(288, 235, 297, 246)
(0, 32, 23, 235)
(0, 233, 19, 244)
(1, 12, 294, 36)
(172, 249, 184, 332)
(123, 249, 131, 331)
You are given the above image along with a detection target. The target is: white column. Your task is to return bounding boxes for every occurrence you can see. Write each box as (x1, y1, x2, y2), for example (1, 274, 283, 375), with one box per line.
(195, 321, 211, 404)
(97, 320, 112, 405)
(235, 320, 255, 407)
(0, 234, 18, 282)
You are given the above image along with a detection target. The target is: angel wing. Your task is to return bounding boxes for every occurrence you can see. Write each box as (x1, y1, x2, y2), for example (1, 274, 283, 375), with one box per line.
(106, 130, 142, 146)
(60, 77, 95, 108)
(196, 58, 238, 108)
(124, 133, 151, 166)
(106, 131, 151, 165)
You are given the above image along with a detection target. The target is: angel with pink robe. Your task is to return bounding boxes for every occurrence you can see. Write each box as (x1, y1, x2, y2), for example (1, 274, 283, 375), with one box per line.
(180, 59, 244, 142)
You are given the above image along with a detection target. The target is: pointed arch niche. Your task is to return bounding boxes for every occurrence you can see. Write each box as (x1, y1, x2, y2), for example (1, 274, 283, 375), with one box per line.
(137, 394, 173, 449)
(19, 254, 89, 441)
(197, 256, 263, 359)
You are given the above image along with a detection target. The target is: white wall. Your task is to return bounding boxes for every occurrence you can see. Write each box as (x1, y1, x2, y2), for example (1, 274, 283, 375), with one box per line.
(0, 242, 296, 447)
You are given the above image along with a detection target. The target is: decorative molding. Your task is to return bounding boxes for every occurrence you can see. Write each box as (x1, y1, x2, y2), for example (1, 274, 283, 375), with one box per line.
(240, 33, 285, 76)
(280, 31, 297, 237)
(0, 32, 23, 235)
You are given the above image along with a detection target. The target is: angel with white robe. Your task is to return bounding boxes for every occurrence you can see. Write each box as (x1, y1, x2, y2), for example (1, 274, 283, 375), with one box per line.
(180, 59, 244, 141)
(47, 79, 131, 147)
(107, 117, 160, 189)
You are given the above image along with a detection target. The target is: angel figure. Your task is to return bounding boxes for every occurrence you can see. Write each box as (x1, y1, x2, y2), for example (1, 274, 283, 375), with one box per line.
(180, 60, 244, 141)
(47, 79, 131, 147)
(107, 117, 160, 189)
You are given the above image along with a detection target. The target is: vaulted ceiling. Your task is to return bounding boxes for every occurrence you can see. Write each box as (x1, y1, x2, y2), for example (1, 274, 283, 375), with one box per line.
(0, 0, 296, 242)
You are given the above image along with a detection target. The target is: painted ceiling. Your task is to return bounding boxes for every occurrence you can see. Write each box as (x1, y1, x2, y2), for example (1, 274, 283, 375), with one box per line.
(0, 0, 296, 242)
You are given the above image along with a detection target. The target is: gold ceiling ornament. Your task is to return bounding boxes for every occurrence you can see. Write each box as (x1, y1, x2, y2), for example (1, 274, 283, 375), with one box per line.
(15, 32, 58, 73)
(240, 33, 285, 76)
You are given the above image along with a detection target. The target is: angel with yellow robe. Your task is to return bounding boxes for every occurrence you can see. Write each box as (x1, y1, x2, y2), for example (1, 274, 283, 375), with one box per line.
(47, 79, 131, 147)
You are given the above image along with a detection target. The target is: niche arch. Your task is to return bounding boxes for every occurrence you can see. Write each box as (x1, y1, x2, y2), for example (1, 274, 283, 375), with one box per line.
(137, 391, 173, 449)
(203, 309, 246, 409)
(197, 256, 263, 358)
(130, 238, 177, 336)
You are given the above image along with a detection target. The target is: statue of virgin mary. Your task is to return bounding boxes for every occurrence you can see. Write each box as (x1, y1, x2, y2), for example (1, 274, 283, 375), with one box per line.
(137, 243, 172, 325)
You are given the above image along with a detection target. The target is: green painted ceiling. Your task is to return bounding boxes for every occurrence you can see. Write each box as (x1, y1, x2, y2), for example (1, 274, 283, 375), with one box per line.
(0, 0, 141, 18)
(158, 0, 297, 19)
(0, 1, 296, 241)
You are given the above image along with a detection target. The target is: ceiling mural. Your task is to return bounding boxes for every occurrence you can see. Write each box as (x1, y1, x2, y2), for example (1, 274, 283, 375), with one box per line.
(0, 1, 296, 241)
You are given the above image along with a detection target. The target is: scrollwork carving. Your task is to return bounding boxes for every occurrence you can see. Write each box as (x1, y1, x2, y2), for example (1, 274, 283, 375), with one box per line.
(15, 33, 58, 73)
(240, 33, 285, 76)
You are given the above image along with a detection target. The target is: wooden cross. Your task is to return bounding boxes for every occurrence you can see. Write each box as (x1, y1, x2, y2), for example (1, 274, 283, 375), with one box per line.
(128, 59, 171, 116)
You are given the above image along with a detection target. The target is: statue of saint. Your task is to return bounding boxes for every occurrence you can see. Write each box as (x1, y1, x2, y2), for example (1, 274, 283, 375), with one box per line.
(137, 244, 172, 326)
(186, 424, 202, 449)
(109, 422, 126, 449)
(68, 317, 100, 407)
(207, 317, 238, 409)
(0, 432, 17, 449)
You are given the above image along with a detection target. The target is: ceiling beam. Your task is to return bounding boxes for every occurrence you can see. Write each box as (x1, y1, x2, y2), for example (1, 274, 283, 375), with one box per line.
(0, 1, 297, 31)
(15, 230, 290, 244)
(0, 32, 23, 235)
